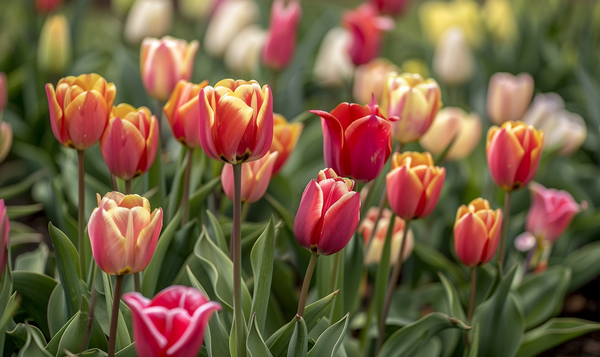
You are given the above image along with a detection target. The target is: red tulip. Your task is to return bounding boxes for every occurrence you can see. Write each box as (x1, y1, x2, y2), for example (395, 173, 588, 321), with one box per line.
(0, 200, 9, 278)
(342, 4, 394, 66)
(294, 168, 360, 255)
(163, 80, 209, 148)
(123, 286, 221, 357)
(262, 0, 302, 70)
(369, 0, 410, 16)
(36, 0, 62, 13)
(270, 114, 303, 175)
(454, 198, 502, 267)
(221, 151, 278, 203)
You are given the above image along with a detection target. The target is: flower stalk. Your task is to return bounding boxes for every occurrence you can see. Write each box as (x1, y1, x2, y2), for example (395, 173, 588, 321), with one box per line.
(232, 163, 245, 357)
(77, 150, 85, 278)
(108, 274, 124, 357)
(498, 191, 512, 273)
(297, 252, 319, 317)
(181, 149, 193, 225)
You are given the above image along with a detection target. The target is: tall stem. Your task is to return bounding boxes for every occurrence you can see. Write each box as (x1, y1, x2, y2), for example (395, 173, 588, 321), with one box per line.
(80, 263, 97, 352)
(181, 149, 193, 226)
(125, 180, 132, 195)
(498, 191, 512, 273)
(232, 164, 245, 357)
(108, 275, 124, 357)
(77, 150, 86, 279)
(297, 253, 319, 317)
(375, 220, 411, 355)
(124, 180, 141, 292)
(467, 267, 477, 322)
(364, 190, 387, 254)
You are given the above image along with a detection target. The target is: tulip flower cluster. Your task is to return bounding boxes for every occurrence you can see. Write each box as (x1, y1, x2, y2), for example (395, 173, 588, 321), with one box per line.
(360, 207, 414, 265)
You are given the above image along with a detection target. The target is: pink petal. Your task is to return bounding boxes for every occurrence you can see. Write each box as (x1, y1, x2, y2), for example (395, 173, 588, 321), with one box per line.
(454, 213, 488, 267)
(344, 114, 392, 182)
(310, 110, 346, 175)
(318, 192, 361, 255)
(386, 166, 424, 220)
(294, 180, 323, 251)
(487, 127, 525, 191)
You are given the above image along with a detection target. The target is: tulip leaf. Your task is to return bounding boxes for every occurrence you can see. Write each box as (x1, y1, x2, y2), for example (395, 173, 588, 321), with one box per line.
(12, 271, 56, 338)
(0, 168, 48, 200)
(413, 242, 467, 286)
(154, 219, 198, 293)
(144, 137, 166, 211)
(229, 311, 248, 357)
(264, 193, 294, 231)
(189, 177, 222, 219)
(7, 203, 44, 220)
(47, 283, 67, 337)
(7, 323, 52, 357)
(101, 272, 132, 351)
(248, 313, 274, 357)
(564, 240, 600, 291)
(515, 318, 600, 357)
(206, 209, 229, 255)
(287, 316, 308, 357)
(45, 308, 79, 355)
(307, 313, 349, 357)
(373, 212, 396, 332)
(438, 272, 467, 322)
(343, 234, 364, 315)
(115, 343, 138, 356)
(15, 242, 49, 274)
(166, 148, 188, 222)
(0, 292, 19, 335)
(378, 312, 470, 357)
(250, 216, 276, 332)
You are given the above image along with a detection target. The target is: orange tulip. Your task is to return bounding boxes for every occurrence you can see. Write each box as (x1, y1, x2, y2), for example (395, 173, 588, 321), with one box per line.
(163, 80, 209, 148)
(454, 198, 502, 267)
(270, 114, 303, 174)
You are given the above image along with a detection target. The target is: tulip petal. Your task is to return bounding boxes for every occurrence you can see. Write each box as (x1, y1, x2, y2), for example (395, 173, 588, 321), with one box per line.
(419, 168, 445, 218)
(345, 114, 392, 182)
(216, 95, 254, 162)
(177, 96, 202, 148)
(454, 212, 488, 267)
(386, 166, 424, 220)
(487, 127, 525, 190)
(246, 152, 278, 203)
(310, 110, 346, 175)
(123, 293, 169, 353)
(294, 180, 323, 251)
(167, 301, 222, 355)
(45, 83, 70, 147)
(318, 192, 360, 255)
(88, 208, 127, 275)
(133, 208, 163, 273)
(141, 115, 159, 174)
(64, 90, 109, 150)
(198, 87, 221, 160)
(143, 42, 178, 101)
(101, 118, 145, 181)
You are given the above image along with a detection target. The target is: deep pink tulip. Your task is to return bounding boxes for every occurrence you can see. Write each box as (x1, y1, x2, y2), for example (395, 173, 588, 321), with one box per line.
(221, 151, 278, 203)
(342, 4, 394, 66)
(0, 72, 6, 112)
(310, 97, 395, 183)
(0, 200, 9, 278)
(369, 0, 410, 16)
(123, 286, 221, 357)
(262, 0, 302, 70)
(454, 198, 502, 267)
(294, 168, 360, 255)
(36, 0, 61, 13)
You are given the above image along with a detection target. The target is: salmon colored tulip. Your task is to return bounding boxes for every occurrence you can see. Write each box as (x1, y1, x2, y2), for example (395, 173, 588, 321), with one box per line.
(0, 200, 9, 278)
(353, 58, 399, 105)
(140, 36, 199, 102)
(262, 0, 302, 70)
(36, 0, 62, 13)
(38, 14, 72, 74)
(310, 98, 395, 182)
(123, 286, 221, 357)
(486, 72, 534, 125)
(198, 79, 273, 164)
(0, 122, 13, 164)
(381, 72, 442, 144)
(342, 4, 394, 66)
(269, 114, 303, 174)
(46, 73, 116, 150)
(294, 168, 360, 255)
(163, 80, 209, 148)
(454, 198, 502, 267)
(359, 207, 414, 265)
(369, 0, 410, 16)
(0, 72, 6, 112)
(100, 104, 159, 181)
(386, 152, 445, 220)
(221, 151, 278, 203)
(88, 192, 163, 275)
(486, 121, 544, 191)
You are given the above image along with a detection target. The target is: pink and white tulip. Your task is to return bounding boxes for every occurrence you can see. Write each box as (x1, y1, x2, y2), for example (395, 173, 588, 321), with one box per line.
(221, 151, 279, 203)
(486, 72, 534, 125)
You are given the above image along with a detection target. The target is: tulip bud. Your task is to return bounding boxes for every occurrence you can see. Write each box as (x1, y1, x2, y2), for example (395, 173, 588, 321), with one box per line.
(359, 207, 414, 265)
(198, 79, 273, 164)
(224, 26, 266, 75)
(0, 72, 6, 112)
(486, 72, 534, 125)
(262, 0, 302, 71)
(381, 72, 442, 144)
(419, 107, 481, 161)
(270, 114, 303, 175)
(140, 36, 199, 102)
(482, 0, 517, 44)
(163, 80, 209, 148)
(369, 0, 410, 16)
(313, 27, 354, 87)
(418, 0, 482, 46)
(310, 97, 395, 183)
(46, 73, 116, 150)
(204, 0, 258, 58)
(0, 200, 9, 278)
(88, 192, 163, 275)
(486, 121, 544, 191)
(342, 4, 394, 66)
(386, 152, 445, 220)
(100, 104, 159, 181)
(522, 93, 564, 128)
(124, 0, 173, 44)
(36, 0, 62, 13)
(454, 198, 502, 267)
(433, 27, 473, 86)
(38, 14, 72, 74)
(221, 151, 278, 203)
(294, 169, 360, 255)
(353, 58, 399, 105)
(0, 122, 13, 164)
(124, 286, 221, 357)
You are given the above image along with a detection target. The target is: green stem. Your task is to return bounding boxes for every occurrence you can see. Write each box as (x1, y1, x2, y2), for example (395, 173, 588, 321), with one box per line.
(107, 275, 124, 357)
(498, 191, 512, 273)
(297, 253, 319, 317)
(364, 189, 387, 254)
(467, 267, 477, 323)
(77, 150, 85, 279)
(232, 164, 245, 357)
(134, 273, 141, 293)
(79, 263, 97, 352)
(181, 149, 193, 226)
(241, 202, 250, 222)
(125, 180, 132, 195)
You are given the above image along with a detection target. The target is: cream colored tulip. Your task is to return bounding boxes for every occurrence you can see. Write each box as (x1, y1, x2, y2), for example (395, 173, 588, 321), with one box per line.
(38, 14, 72, 74)
(204, 0, 258, 57)
(353, 58, 399, 105)
(224, 25, 266, 76)
(433, 27, 473, 86)
(313, 27, 354, 87)
(420, 107, 482, 160)
(486, 72, 534, 125)
(124, 0, 173, 44)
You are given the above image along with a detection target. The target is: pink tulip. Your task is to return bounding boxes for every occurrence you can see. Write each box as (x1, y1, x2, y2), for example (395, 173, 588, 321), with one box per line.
(163, 80, 209, 148)
(486, 72, 534, 125)
(88, 192, 163, 275)
(35, 0, 62, 13)
(262, 0, 302, 70)
(369, 0, 410, 16)
(359, 207, 414, 265)
(294, 168, 360, 255)
(221, 151, 278, 203)
(0, 72, 6, 112)
(309, 97, 395, 183)
(0, 200, 9, 278)
(454, 198, 502, 267)
(342, 4, 394, 66)
(123, 286, 221, 357)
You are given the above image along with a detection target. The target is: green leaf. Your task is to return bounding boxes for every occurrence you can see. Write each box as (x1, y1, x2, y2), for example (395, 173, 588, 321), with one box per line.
(414, 336, 442, 357)
(467, 324, 480, 357)
(206, 209, 229, 254)
(47, 283, 67, 337)
(438, 273, 467, 322)
(264, 193, 294, 231)
(250, 217, 276, 332)
(287, 316, 308, 357)
(248, 313, 274, 357)
(343, 234, 364, 315)
(189, 177, 222, 219)
(145, 137, 166, 211)
(564, 240, 600, 291)
(304, 290, 340, 332)
(7, 204, 44, 219)
(378, 312, 470, 357)
(12, 271, 57, 337)
(8, 323, 52, 357)
(166, 148, 188, 222)
(102, 272, 132, 350)
(413, 242, 466, 286)
(0, 292, 20, 332)
(515, 318, 600, 357)
(115, 343, 138, 357)
(307, 313, 349, 357)
(0, 169, 49, 200)
(45, 309, 79, 355)
(154, 219, 198, 293)
(15, 242, 49, 273)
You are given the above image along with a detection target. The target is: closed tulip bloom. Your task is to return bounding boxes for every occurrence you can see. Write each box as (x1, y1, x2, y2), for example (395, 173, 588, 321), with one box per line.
(313, 27, 354, 87)
(123, 286, 221, 357)
(270, 114, 303, 174)
(454, 198, 502, 267)
(381, 72, 442, 144)
(204, 0, 259, 58)
(140, 36, 199, 102)
(100, 104, 159, 181)
(386, 152, 446, 220)
(36, 0, 62, 13)
(433, 27, 473, 86)
(46, 73, 116, 150)
(353, 58, 399, 105)
(262, 0, 302, 70)
(0, 200, 9, 277)
(522, 93, 564, 128)
(418, 0, 481, 46)
(0, 72, 6, 112)
(124, 0, 173, 44)
(294, 169, 360, 255)
(0, 122, 13, 163)
(221, 151, 278, 203)
(486, 72, 534, 125)
(224, 26, 266, 75)
(359, 207, 414, 265)
(198, 79, 273, 164)
(486, 121, 544, 191)
(310, 98, 395, 182)
(342, 4, 394, 66)
(38, 14, 72, 74)
(163, 80, 209, 148)
(88, 192, 163, 275)
(369, 0, 410, 16)
(419, 107, 482, 161)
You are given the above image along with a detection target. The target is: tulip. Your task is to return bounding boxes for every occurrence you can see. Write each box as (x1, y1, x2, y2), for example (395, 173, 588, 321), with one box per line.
(123, 286, 221, 357)
(140, 36, 199, 102)
(433, 27, 473, 86)
(359, 207, 414, 265)
(369, 0, 410, 16)
(521, 92, 564, 128)
(486, 72, 534, 125)
(204, 0, 259, 58)
(88, 192, 163, 275)
(179, 0, 221, 20)
(381, 72, 443, 144)
(38, 14, 72, 74)
(482, 0, 517, 44)
(419, 107, 482, 161)
(353, 58, 399, 105)
(46, 73, 116, 150)
(36, 0, 62, 13)
(163, 80, 209, 148)
(0, 72, 6, 112)
(386, 151, 446, 220)
(310, 97, 395, 182)
(486, 121, 544, 192)
(454, 198, 502, 267)
(313, 27, 354, 87)
(418, 0, 481, 46)
(198, 79, 273, 164)
(100, 104, 159, 181)
(221, 151, 278, 203)
(0, 200, 9, 278)
(262, 0, 302, 70)
(270, 114, 303, 175)
(0, 122, 13, 164)
(224, 26, 266, 75)
(342, 4, 394, 66)
(124, 0, 173, 44)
